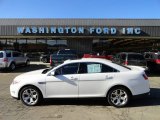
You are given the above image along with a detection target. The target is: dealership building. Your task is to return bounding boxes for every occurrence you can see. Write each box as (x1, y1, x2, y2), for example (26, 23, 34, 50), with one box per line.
(0, 19, 160, 56)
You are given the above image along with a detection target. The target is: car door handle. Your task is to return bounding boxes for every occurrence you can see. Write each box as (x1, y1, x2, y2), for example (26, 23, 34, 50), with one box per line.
(106, 75, 113, 79)
(70, 77, 78, 81)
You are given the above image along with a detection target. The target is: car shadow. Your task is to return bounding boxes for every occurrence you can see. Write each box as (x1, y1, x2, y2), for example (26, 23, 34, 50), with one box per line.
(128, 88, 160, 107)
(40, 88, 160, 107)
(0, 64, 50, 73)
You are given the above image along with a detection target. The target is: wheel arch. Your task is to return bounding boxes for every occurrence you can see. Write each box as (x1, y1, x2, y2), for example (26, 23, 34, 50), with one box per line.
(18, 84, 43, 100)
(106, 84, 133, 98)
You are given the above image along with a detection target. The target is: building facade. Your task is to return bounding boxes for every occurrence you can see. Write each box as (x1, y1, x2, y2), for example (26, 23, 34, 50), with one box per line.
(0, 19, 160, 56)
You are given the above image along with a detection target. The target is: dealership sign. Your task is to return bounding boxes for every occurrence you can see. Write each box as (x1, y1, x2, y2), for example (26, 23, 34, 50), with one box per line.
(17, 26, 141, 35)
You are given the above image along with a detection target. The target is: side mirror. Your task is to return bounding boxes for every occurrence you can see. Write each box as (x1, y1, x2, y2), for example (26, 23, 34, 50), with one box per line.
(50, 71, 55, 76)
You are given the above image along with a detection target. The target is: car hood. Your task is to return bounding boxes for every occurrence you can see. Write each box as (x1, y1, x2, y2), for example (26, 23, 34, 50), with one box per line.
(14, 69, 46, 81)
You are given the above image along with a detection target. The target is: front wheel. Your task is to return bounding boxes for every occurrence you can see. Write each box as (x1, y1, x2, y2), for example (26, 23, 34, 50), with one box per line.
(20, 86, 41, 106)
(107, 87, 131, 107)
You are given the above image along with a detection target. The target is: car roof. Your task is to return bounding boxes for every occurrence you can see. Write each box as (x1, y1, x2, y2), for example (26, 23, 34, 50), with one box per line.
(64, 58, 112, 64)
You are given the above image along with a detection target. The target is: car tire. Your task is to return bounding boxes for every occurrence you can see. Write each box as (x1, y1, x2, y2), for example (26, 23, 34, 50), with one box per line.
(9, 63, 16, 71)
(20, 86, 42, 106)
(107, 87, 131, 108)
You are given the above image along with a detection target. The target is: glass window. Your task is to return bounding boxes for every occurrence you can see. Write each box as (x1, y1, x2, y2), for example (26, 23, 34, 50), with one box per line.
(0, 39, 6, 49)
(13, 52, 21, 57)
(47, 40, 56, 46)
(17, 39, 27, 44)
(6, 39, 16, 50)
(17, 39, 27, 52)
(27, 40, 36, 44)
(57, 40, 67, 46)
(6, 52, 11, 57)
(79, 62, 118, 74)
(0, 52, 3, 58)
(101, 64, 118, 72)
(128, 54, 145, 60)
(55, 63, 79, 75)
(37, 40, 46, 44)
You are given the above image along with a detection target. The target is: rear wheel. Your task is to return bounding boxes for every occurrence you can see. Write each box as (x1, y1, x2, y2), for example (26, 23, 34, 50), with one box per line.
(20, 86, 42, 106)
(9, 63, 16, 71)
(107, 87, 131, 107)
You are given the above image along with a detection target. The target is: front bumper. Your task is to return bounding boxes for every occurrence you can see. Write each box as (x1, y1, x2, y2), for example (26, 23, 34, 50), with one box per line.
(10, 83, 19, 99)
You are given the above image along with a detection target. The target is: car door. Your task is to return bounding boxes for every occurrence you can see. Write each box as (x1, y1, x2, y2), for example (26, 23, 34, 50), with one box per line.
(12, 52, 21, 65)
(45, 63, 79, 98)
(78, 62, 117, 97)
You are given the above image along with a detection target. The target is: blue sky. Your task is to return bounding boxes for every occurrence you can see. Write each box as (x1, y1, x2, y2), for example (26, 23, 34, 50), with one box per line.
(0, 0, 160, 18)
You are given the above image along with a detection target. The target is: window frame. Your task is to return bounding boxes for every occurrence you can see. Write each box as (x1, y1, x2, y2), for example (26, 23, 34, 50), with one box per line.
(55, 63, 80, 75)
(78, 62, 119, 74)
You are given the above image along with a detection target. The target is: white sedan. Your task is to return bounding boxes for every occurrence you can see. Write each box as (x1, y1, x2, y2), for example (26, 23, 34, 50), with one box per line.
(10, 58, 150, 107)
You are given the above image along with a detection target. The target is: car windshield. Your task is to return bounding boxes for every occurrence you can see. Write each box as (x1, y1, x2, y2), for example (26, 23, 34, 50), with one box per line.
(128, 54, 145, 60)
(0, 52, 3, 58)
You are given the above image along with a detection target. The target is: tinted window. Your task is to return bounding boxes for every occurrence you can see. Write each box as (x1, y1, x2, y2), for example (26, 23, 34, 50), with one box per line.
(13, 52, 21, 57)
(158, 55, 160, 59)
(6, 52, 11, 57)
(55, 63, 79, 75)
(121, 54, 126, 60)
(128, 54, 145, 60)
(0, 52, 3, 58)
(102, 64, 118, 72)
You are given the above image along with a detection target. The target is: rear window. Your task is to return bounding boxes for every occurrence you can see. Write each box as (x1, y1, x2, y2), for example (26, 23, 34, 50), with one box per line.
(128, 54, 145, 60)
(157, 54, 160, 59)
(0, 52, 3, 58)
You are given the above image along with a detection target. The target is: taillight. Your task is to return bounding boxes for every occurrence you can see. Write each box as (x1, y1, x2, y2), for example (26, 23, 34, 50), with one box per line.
(3, 58, 8, 62)
(143, 74, 148, 80)
(155, 59, 160, 64)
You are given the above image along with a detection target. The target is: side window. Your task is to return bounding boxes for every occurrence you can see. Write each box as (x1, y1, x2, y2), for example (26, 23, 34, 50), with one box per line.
(0, 52, 3, 58)
(79, 63, 101, 74)
(13, 52, 22, 57)
(79, 62, 118, 74)
(55, 63, 79, 75)
(6, 52, 11, 57)
(102, 64, 118, 72)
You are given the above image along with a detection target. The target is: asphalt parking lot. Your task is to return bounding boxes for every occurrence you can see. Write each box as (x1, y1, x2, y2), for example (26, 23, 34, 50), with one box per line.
(0, 62, 160, 120)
